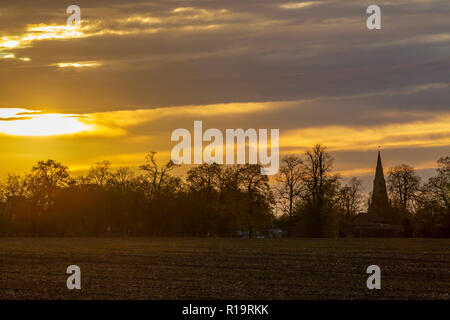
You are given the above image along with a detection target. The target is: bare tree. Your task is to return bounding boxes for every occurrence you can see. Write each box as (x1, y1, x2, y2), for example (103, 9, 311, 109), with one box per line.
(28, 159, 71, 219)
(87, 161, 112, 188)
(301, 144, 340, 209)
(113, 167, 134, 184)
(1, 174, 28, 198)
(187, 163, 221, 193)
(140, 152, 178, 198)
(338, 177, 364, 217)
(424, 156, 449, 214)
(109, 167, 135, 192)
(238, 164, 272, 238)
(387, 164, 421, 213)
(297, 144, 340, 237)
(277, 155, 304, 225)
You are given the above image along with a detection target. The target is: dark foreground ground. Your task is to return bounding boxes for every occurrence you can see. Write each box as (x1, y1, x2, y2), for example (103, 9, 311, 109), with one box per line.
(0, 238, 449, 299)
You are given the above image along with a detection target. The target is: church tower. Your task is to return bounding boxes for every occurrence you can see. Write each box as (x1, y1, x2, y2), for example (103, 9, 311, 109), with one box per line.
(349, 151, 402, 236)
(368, 151, 390, 216)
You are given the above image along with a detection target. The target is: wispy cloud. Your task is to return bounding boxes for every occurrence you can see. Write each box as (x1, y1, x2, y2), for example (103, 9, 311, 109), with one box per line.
(280, 2, 320, 10)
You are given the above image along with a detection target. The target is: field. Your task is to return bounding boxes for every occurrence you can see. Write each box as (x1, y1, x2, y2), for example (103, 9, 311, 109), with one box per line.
(0, 238, 449, 300)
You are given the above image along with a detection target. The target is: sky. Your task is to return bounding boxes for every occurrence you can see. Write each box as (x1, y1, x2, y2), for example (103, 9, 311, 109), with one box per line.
(0, 0, 449, 190)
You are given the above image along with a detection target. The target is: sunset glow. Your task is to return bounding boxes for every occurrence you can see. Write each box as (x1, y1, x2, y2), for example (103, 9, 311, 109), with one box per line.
(0, 0, 449, 303)
(56, 62, 101, 68)
(0, 109, 92, 136)
(0, 0, 448, 182)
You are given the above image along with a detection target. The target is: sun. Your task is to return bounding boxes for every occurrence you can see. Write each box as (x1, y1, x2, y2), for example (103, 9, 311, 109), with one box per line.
(0, 108, 92, 136)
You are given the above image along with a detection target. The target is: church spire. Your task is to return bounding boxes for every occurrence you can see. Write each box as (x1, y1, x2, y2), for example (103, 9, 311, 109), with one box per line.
(369, 150, 390, 215)
(375, 150, 384, 179)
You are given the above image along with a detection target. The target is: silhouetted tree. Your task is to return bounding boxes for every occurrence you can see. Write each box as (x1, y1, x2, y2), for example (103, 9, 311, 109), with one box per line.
(387, 164, 421, 214)
(296, 145, 340, 237)
(140, 151, 179, 199)
(338, 177, 364, 217)
(1, 148, 448, 238)
(238, 164, 273, 237)
(426, 156, 450, 214)
(414, 156, 450, 237)
(276, 155, 304, 234)
(87, 161, 112, 188)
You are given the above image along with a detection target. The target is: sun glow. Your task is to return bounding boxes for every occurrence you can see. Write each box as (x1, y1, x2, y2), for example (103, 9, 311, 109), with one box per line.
(0, 39, 20, 49)
(0, 25, 84, 52)
(56, 62, 101, 68)
(0, 108, 93, 136)
(281, 114, 450, 152)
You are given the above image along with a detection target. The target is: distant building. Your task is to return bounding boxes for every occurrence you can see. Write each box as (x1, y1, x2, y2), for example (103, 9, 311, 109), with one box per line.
(346, 151, 403, 237)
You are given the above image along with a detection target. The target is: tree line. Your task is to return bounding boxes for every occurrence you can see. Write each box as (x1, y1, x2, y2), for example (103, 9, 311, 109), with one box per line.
(276, 146, 449, 237)
(0, 145, 448, 237)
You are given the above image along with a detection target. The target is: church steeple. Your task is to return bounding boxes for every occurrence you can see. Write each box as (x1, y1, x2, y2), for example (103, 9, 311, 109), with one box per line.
(375, 151, 385, 182)
(369, 151, 390, 215)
